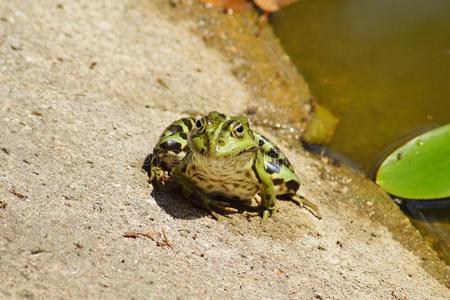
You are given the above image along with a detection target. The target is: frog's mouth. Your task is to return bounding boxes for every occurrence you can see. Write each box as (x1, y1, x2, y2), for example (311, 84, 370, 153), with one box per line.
(195, 146, 257, 159)
(190, 152, 255, 171)
(190, 147, 257, 166)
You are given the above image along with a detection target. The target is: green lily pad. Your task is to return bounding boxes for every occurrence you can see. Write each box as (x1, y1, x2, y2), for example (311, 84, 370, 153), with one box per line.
(376, 124, 450, 200)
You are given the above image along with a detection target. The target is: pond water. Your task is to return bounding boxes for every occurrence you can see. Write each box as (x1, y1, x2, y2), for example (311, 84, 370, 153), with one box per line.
(272, 0, 450, 173)
(272, 0, 450, 264)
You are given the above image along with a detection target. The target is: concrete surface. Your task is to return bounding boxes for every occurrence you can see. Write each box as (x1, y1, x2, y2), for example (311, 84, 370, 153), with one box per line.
(0, 0, 449, 299)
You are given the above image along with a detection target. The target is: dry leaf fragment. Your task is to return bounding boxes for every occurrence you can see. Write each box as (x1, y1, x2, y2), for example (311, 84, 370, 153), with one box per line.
(9, 187, 27, 199)
(123, 231, 140, 239)
(158, 228, 174, 249)
(254, 0, 278, 12)
(254, 0, 298, 12)
(199, 0, 297, 13)
(123, 229, 173, 249)
(31, 110, 43, 116)
(123, 231, 160, 240)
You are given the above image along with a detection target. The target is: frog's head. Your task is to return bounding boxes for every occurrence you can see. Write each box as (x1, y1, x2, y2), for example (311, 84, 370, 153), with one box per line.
(189, 111, 257, 159)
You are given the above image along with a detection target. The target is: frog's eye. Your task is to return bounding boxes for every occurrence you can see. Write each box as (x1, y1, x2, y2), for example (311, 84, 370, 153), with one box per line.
(232, 122, 245, 138)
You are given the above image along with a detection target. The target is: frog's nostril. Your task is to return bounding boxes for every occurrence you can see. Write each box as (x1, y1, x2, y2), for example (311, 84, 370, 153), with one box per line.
(218, 139, 225, 146)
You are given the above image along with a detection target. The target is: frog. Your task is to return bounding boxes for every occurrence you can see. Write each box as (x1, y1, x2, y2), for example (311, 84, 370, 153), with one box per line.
(148, 111, 321, 221)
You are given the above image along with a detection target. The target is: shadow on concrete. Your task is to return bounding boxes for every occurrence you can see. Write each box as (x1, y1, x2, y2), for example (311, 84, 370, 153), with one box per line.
(142, 153, 208, 220)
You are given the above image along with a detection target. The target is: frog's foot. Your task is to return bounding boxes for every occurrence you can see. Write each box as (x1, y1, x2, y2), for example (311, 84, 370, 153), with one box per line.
(260, 206, 277, 223)
(242, 206, 277, 223)
(197, 193, 239, 220)
(252, 194, 262, 206)
(291, 194, 322, 219)
(149, 166, 169, 185)
(242, 211, 260, 217)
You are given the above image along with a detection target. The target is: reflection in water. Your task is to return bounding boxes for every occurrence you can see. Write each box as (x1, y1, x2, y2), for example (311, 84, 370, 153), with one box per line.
(272, 0, 450, 264)
(401, 200, 450, 265)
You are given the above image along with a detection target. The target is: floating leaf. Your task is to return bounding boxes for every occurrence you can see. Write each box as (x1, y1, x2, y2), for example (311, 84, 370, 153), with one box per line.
(376, 124, 450, 200)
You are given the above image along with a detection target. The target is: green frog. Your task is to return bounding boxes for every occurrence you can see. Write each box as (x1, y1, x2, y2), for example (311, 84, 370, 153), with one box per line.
(149, 111, 321, 220)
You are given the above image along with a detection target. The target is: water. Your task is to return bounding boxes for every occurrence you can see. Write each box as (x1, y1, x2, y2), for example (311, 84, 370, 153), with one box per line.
(272, 0, 450, 173)
(401, 199, 450, 265)
(271, 0, 450, 264)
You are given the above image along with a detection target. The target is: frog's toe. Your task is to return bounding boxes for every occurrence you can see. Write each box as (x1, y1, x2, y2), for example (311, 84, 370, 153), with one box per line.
(211, 201, 239, 213)
(198, 194, 238, 219)
(220, 206, 239, 213)
(252, 194, 262, 206)
(242, 211, 260, 217)
(159, 171, 170, 184)
(261, 209, 272, 223)
(150, 167, 169, 185)
(210, 199, 239, 214)
(253, 204, 275, 223)
(306, 206, 322, 219)
(291, 194, 322, 219)
(149, 166, 161, 181)
(209, 210, 220, 220)
(239, 206, 274, 222)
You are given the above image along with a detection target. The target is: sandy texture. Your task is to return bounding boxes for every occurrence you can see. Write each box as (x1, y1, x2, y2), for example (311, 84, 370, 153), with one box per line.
(0, 0, 449, 299)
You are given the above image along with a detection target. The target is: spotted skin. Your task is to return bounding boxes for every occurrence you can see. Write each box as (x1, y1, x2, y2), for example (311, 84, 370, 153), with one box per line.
(152, 117, 195, 171)
(253, 131, 300, 197)
(149, 111, 321, 220)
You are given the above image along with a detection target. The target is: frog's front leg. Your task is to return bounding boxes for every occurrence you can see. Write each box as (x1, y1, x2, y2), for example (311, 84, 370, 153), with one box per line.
(149, 154, 170, 184)
(149, 117, 195, 185)
(254, 154, 278, 221)
(171, 165, 238, 219)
